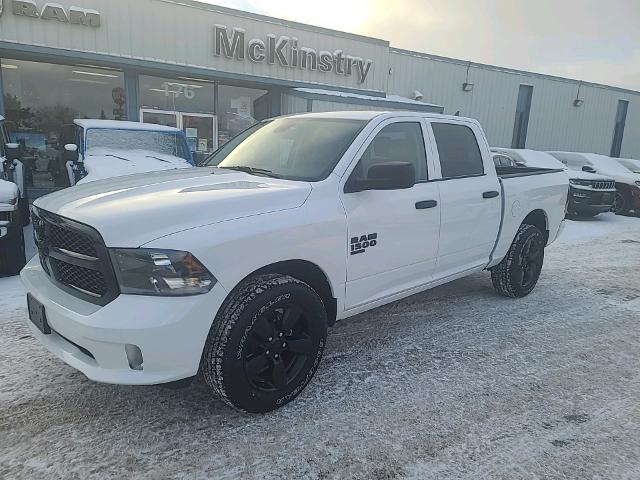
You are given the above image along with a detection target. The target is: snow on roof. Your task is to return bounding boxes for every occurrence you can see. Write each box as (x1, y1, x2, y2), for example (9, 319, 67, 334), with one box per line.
(293, 88, 442, 108)
(74, 119, 181, 132)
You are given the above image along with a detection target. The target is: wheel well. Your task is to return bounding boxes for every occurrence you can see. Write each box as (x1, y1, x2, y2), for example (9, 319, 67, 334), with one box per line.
(250, 260, 337, 326)
(522, 209, 549, 244)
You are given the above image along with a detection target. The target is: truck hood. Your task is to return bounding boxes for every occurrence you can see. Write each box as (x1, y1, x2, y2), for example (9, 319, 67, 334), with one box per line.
(34, 168, 312, 246)
(78, 148, 192, 184)
(569, 170, 614, 181)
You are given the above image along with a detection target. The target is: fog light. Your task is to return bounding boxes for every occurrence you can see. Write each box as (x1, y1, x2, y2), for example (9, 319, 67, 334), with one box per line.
(125, 344, 144, 371)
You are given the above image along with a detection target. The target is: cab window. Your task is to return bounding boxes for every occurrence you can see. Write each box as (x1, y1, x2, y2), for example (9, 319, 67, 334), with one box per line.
(432, 123, 484, 178)
(350, 122, 428, 182)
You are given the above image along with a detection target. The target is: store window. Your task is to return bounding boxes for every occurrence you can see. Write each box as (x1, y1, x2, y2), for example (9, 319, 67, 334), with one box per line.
(139, 75, 216, 163)
(1, 59, 126, 193)
(217, 85, 268, 146)
(138, 75, 215, 114)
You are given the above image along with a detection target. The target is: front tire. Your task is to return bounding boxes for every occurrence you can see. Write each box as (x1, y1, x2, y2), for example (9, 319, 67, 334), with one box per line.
(491, 224, 545, 298)
(613, 190, 630, 215)
(201, 274, 327, 413)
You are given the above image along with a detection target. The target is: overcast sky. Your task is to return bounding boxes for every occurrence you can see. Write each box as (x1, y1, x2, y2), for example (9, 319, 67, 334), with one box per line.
(205, 0, 639, 91)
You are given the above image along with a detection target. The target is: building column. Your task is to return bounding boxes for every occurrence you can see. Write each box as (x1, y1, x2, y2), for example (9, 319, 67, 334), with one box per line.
(124, 70, 139, 122)
(0, 58, 5, 117)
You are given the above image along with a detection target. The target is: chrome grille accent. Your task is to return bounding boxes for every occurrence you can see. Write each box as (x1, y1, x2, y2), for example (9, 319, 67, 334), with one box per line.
(591, 180, 616, 190)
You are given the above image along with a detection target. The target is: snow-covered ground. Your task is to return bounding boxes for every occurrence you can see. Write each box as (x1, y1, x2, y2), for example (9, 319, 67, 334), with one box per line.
(1, 213, 639, 479)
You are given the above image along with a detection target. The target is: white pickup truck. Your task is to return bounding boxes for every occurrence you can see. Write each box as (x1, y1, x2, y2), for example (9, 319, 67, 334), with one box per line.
(21, 112, 568, 413)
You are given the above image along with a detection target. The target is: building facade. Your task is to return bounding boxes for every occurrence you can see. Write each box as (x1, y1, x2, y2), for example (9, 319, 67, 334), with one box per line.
(0, 0, 637, 195)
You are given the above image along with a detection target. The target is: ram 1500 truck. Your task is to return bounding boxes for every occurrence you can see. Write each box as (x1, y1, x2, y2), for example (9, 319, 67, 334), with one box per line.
(21, 112, 568, 413)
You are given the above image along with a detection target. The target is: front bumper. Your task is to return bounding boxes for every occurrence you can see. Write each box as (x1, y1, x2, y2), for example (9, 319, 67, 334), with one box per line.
(20, 256, 228, 385)
(568, 187, 615, 214)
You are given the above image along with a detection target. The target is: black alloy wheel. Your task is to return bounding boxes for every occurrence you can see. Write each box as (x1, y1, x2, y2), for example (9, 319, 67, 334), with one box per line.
(201, 274, 327, 413)
(243, 304, 314, 392)
(514, 234, 544, 291)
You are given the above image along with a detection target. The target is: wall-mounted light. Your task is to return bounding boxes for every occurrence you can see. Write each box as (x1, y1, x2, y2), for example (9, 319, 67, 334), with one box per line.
(573, 81, 585, 107)
(462, 61, 474, 92)
(412, 90, 424, 101)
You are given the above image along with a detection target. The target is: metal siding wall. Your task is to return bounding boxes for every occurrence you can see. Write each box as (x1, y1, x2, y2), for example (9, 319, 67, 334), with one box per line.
(282, 93, 307, 114)
(0, 0, 390, 92)
(389, 51, 640, 157)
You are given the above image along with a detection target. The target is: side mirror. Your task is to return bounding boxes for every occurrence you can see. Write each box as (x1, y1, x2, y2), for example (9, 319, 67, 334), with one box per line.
(5, 143, 20, 161)
(64, 144, 79, 162)
(345, 162, 416, 193)
(582, 165, 596, 173)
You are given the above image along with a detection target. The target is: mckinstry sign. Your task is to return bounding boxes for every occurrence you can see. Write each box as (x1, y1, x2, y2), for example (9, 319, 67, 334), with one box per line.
(214, 25, 374, 84)
(3, 0, 100, 27)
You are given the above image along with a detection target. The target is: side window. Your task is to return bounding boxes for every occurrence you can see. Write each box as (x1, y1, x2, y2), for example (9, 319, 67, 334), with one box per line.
(432, 123, 484, 179)
(352, 122, 428, 182)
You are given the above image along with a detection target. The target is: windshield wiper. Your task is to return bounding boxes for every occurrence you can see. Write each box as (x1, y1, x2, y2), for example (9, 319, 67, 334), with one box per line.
(219, 166, 282, 178)
(102, 154, 131, 162)
(145, 155, 171, 164)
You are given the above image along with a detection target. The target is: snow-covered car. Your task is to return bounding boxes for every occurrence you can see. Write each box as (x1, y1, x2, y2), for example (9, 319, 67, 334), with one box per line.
(616, 158, 640, 174)
(21, 111, 568, 413)
(1, 116, 29, 225)
(63, 120, 194, 185)
(0, 179, 26, 275)
(548, 152, 640, 215)
(493, 148, 616, 217)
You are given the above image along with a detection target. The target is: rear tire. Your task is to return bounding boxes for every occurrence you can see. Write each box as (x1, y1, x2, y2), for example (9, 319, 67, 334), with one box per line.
(201, 274, 327, 413)
(491, 224, 545, 298)
(0, 218, 27, 276)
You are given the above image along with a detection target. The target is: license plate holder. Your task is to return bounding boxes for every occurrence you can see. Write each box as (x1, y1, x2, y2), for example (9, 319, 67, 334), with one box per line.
(27, 294, 51, 335)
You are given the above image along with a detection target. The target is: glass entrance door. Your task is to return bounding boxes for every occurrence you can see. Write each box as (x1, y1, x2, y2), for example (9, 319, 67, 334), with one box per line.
(140, 109, 217, 164)
(181, 113, 217, 165)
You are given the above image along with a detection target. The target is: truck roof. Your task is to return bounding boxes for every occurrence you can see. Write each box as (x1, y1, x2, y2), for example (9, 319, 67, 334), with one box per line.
(74, 119, 181, 133)
(284, 111, 480, 125)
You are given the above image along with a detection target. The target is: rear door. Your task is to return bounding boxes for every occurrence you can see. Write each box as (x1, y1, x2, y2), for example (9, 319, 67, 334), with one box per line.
(341, 118, 441, 310)
(427, 120, 501, 278)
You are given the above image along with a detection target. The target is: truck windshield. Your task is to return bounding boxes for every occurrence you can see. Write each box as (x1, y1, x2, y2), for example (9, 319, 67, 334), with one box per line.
(85, 129, 191, 161)
(205, 118, 366, 181)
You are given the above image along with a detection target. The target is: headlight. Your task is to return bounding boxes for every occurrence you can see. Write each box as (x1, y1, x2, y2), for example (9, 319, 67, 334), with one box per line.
(569, 179, 590, 186)
(109, 249, 216, 296)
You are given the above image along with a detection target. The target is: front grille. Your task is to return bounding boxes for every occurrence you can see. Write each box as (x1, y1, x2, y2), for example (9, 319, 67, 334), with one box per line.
(591, 180, 616, 190)
(0, 210, 16, 224)
(33, 208, 119, 305)
(51, 258, 107, 297)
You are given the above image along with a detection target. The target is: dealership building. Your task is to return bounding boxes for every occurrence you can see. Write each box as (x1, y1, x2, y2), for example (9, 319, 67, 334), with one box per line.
(0, 0, 638, 195)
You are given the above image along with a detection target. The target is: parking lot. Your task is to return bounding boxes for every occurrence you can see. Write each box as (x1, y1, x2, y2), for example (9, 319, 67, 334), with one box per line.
(1, 214, 639, 480)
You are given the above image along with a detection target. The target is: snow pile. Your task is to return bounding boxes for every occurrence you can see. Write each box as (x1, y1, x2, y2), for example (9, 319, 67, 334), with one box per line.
(79, 149, 192, 184)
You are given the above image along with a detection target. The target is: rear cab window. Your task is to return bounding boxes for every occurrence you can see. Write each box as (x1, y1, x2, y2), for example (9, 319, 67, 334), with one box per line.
(431, 122, 484, 179)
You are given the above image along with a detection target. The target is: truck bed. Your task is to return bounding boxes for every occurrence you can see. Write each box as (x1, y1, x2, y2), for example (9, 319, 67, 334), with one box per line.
(495, 166, 566, 178)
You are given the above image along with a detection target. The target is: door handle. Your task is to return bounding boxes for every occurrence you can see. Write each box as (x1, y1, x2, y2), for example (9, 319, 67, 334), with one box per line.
(483, 191, 500, 199)
(415, 200, 438, 209)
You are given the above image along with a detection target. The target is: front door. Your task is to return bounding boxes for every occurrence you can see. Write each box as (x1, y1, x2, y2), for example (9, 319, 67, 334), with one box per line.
(140, 109, 217, 164)
(342, 119, 441, 311)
